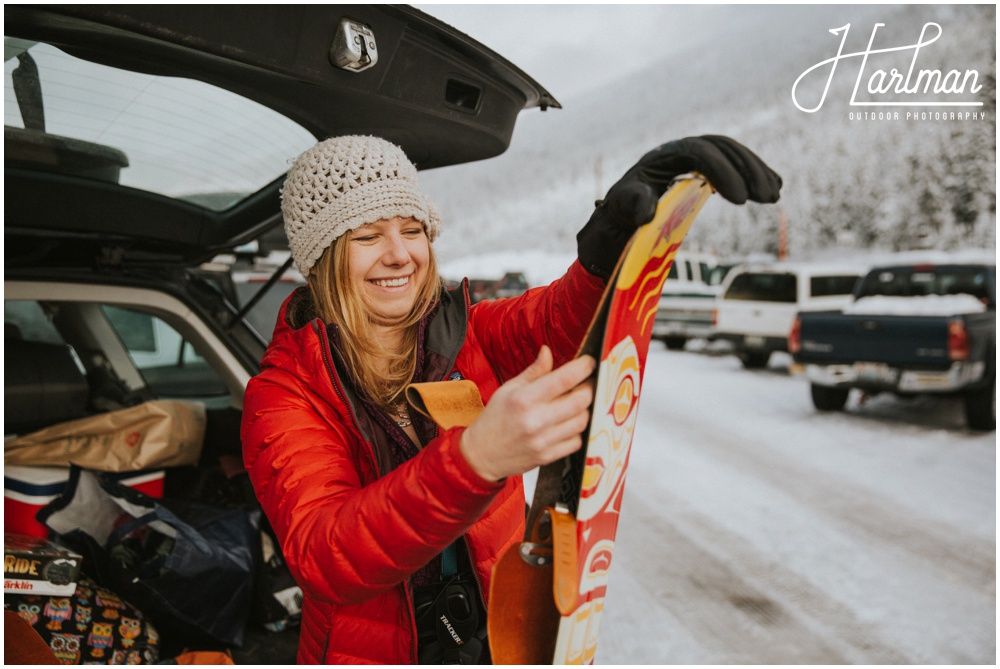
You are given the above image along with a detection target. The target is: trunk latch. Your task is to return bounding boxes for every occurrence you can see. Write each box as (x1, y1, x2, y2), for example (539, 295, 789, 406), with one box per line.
(330, 18, 378, 73)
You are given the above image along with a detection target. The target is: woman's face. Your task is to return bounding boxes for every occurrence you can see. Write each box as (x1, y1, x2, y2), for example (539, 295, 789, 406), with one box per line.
(347, 216, 430, 323)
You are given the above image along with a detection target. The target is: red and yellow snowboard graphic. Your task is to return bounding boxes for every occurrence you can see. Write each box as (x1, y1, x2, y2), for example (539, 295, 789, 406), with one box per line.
(552, 176, 713, 664)
(487, 176, 714, 665)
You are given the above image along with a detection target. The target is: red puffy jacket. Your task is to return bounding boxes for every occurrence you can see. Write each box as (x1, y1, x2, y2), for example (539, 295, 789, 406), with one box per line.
(241, 261, 604, 664)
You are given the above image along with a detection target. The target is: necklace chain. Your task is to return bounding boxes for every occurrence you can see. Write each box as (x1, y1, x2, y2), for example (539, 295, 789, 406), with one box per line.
(393, 402, 412, 428)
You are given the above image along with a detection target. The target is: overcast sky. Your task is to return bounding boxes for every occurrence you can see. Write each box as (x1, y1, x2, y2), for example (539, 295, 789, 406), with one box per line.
(414, 4, 734, 102)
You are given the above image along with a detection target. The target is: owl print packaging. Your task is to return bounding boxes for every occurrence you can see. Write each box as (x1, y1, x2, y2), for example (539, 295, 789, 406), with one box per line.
(5, 577, 159, 664)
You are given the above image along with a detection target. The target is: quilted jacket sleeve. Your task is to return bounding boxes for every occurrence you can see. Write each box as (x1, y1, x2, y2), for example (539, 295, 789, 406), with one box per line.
(242, 363, 507, 606)
(469, 259, 606, 382)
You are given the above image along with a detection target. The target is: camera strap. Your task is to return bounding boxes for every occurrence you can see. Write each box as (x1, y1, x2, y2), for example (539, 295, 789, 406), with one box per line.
(415, 542, 487, 664)
(441, 542, 458, 578)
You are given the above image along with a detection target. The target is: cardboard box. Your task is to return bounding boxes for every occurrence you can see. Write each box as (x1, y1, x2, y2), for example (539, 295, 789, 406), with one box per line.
(3, 465, 164, 538)
(4, 532, 83, 596)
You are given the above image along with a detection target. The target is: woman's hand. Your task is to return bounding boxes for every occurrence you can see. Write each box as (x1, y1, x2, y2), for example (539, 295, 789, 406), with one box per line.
(460, 346, 596, 482)
(577, 135, 783, 279)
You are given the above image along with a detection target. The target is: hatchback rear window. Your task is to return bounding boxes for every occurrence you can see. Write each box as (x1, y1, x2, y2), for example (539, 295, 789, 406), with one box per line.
(4, 37, 316, 211)
(724, 273, 796, 302)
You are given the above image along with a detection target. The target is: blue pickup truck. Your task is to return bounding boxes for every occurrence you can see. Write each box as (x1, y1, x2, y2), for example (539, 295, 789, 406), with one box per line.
(789, 260, 996, 431)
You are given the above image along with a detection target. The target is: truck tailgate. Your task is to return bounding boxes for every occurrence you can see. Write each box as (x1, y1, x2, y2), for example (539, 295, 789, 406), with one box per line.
(717, 302, 797, 338)
(799, 314, 952, 365)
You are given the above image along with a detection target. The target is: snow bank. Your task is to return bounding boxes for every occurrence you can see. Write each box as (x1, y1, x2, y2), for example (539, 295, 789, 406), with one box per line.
(843, 294, 987, 316)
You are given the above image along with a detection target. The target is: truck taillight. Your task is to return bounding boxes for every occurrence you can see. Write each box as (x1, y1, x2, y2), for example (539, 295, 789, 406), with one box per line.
(712, 308, 718, 327)
(788, 315, 801, 355)
(948, 319, 969, 361)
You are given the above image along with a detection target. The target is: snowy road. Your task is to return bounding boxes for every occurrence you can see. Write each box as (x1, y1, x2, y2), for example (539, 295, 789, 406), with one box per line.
(589, 344, 995, 664)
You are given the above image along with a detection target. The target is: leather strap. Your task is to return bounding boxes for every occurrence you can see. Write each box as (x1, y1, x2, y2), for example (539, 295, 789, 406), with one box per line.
(405, 380, 484, 429)
(549, 505, 579, 615)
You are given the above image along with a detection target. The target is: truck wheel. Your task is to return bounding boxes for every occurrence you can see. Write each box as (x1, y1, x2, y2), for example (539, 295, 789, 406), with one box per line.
(739, 351, 770, 369)
(964, 375, 995, 432)
(811, 384, 849, 412)
(663, 336, 687, 351)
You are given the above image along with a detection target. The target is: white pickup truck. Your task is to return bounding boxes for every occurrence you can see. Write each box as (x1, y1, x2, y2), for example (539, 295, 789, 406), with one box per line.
(652, 252, 729, 350)
(712, 261, 866, 368)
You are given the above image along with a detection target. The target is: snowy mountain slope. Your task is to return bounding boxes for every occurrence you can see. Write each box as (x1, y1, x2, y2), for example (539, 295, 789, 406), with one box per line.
(422, 4, 995, 273)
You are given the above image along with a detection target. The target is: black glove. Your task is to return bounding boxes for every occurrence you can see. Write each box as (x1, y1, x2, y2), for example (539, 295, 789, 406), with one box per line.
(577, 135, 782, 279)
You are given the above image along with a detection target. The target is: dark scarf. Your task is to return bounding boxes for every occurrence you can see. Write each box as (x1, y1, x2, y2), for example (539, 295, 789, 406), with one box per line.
(325, 303, 446, 588)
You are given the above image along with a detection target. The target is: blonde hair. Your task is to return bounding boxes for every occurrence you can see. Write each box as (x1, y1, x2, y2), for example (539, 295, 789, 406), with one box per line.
(308, 232, 442, 410)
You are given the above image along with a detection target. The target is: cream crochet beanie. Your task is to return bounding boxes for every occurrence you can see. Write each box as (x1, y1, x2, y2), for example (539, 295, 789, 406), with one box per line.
(281, 135, 442, 275)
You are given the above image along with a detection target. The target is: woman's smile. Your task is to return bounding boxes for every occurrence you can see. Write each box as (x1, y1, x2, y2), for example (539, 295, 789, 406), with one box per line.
(369, 275, 412, 289)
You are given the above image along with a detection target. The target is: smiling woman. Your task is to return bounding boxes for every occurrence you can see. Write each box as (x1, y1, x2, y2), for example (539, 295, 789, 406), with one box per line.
(241, 134, 608, 663)
(240, 129, 782, 664)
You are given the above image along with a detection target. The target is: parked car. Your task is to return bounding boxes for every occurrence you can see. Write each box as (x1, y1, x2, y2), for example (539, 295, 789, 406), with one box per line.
(493, 271, 530, 299)
(712, 262, 866, 368)
(652, 252, 724, 350)
(790, 260, 996, 431)
(4, 4, 557, 662)
(465, 271, 530, 303)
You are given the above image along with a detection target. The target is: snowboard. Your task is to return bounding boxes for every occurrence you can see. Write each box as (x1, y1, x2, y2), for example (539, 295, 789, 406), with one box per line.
(486, 175, 714, 664)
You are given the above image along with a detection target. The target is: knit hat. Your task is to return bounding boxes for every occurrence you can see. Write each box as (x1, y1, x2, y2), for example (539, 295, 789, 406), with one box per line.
(281, 135, 442, 275)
